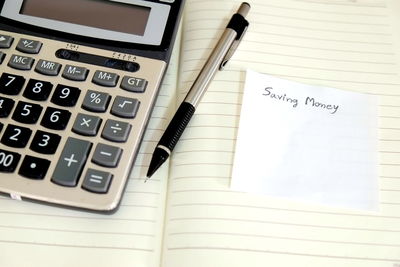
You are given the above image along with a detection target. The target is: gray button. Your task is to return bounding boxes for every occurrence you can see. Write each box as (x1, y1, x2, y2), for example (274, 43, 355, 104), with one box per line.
(111, 96, 140, 118)
(35, 59, 62, 76)
(92, 143, 122, 167)
(51, 137, 92, 187)
(62, 65, 89, 81)
(92, 70, 119, 87)
(72, 113, 102, 136)
(82, 169, 113, 194)
(0, 35, 14, 48)
(102, 119, 131, 142)
(120, 76, 147, 93)
(8, 54, 35, 70)
(16, 38, 42, 54)
(81, 90, 110, 112)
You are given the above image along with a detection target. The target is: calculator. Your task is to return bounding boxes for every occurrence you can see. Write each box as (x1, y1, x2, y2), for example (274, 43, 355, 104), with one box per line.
(0, 0, 184, 213)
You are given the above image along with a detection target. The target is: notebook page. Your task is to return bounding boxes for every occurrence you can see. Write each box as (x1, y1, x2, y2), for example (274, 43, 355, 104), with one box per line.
(0, 31, 181, 267)
(162, 0, 400, 266)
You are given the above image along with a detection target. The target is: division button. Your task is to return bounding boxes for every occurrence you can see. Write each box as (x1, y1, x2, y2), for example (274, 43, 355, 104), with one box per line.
(16, 38, 42, 54)
(82, 169, 113, 194)
(51, 137, 92, 187)
(62, 64, 89, 81)
(35, 59, 62, 76)
(92, 70, 119, 87)
(101, 119, 131, 142)
(0, 35, 14, 48)
(92, 143, 122, 167)
(18, 155, 51, 179)
(8, 54, 35, 70)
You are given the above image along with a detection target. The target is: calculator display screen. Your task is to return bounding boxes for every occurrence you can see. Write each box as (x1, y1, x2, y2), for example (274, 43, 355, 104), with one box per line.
(20, 0, 151, 36)
(0, 0, 171, 45)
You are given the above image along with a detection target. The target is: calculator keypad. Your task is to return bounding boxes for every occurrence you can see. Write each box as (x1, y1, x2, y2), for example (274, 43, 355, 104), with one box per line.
(0, 30, 164, 212)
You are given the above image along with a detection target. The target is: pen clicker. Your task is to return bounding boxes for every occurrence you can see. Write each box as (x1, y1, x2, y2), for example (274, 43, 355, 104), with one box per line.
(146, 2, 250, 179)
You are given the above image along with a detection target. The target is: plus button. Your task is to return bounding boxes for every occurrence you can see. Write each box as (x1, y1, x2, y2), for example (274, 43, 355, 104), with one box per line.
(64, 154, 78, 167)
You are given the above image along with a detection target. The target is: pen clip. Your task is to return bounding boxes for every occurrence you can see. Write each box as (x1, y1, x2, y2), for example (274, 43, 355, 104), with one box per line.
(219, 11, 249, 70)
(219, 25, 248, 70)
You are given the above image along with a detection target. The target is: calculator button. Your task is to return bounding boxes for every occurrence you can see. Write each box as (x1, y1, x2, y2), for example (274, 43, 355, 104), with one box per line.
(1, 124, 32, 148)
(30, 130, 61, 154)
(51, 137, 92, 187)
(8, 54, 35, 70)
(0, 149, 21, 173)
(18, 155, 51, 180)
(0, 52, 5, 64)
(12, 101, 43, 124)
(16, 39, 42, 54)
(0, 35, 14, 48)
(0, 73, 25, 95)
(0, 97, 15, 117)
(72, 113, 102, 136)
(111, 96, 140, 118)
(23, 79, 53, 101)
(40, 107, 71, 130)
(92, 143, 122, 167)
(82, 169, 113, 194)
(50, 84, 81, 107)
(120, 76, 147, 93)
(92, 70, 119, 87)
(81, 90, 110, 112)
(62, 65, 89, 81)
(101, 119, 131, 142)
(35, 59, 62, 76)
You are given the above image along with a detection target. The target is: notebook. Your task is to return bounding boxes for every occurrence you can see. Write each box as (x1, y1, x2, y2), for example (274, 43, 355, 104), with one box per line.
(1, 0, 399, 266)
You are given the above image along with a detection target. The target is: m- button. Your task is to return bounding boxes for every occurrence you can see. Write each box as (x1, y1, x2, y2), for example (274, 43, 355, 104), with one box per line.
(92, 70, 119, 87)
(62, 64, 89, 81)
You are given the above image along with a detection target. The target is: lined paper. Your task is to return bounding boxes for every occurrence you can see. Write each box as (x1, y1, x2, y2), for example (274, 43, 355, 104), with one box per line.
(0, 32, 181, 267)
(162, 0, 400, 266)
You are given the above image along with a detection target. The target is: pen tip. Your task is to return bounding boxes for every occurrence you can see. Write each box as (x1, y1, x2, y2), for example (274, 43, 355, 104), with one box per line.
(146, 147, 170, 179)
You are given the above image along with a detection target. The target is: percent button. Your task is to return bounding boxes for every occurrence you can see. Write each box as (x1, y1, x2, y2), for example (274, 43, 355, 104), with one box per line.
(81, 90, 111, 112)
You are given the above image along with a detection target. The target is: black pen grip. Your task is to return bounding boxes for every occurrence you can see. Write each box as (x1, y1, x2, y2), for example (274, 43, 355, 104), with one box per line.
(159, 102, 195, 151)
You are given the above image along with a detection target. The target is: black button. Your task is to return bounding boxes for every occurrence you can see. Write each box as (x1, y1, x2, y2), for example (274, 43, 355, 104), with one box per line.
(40, 107, 71, 130)
(50, 84, 81, 107)
(19, 155, 51, 179)
(0, 73, 25, 95)
(12, 101, 43, 124)
(23, 79, 53, 101)
(30, 130, 61, 154)
(0, 149, 21, 172)
(0, 96, 15, 117)
(1, 124, 32, 148)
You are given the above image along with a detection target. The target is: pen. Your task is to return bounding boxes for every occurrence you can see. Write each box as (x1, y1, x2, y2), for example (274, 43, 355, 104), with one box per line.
(146, 2, 250, 179)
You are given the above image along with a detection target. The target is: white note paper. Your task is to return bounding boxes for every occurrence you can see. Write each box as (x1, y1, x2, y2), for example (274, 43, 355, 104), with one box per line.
(231, 70, 379, 211)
